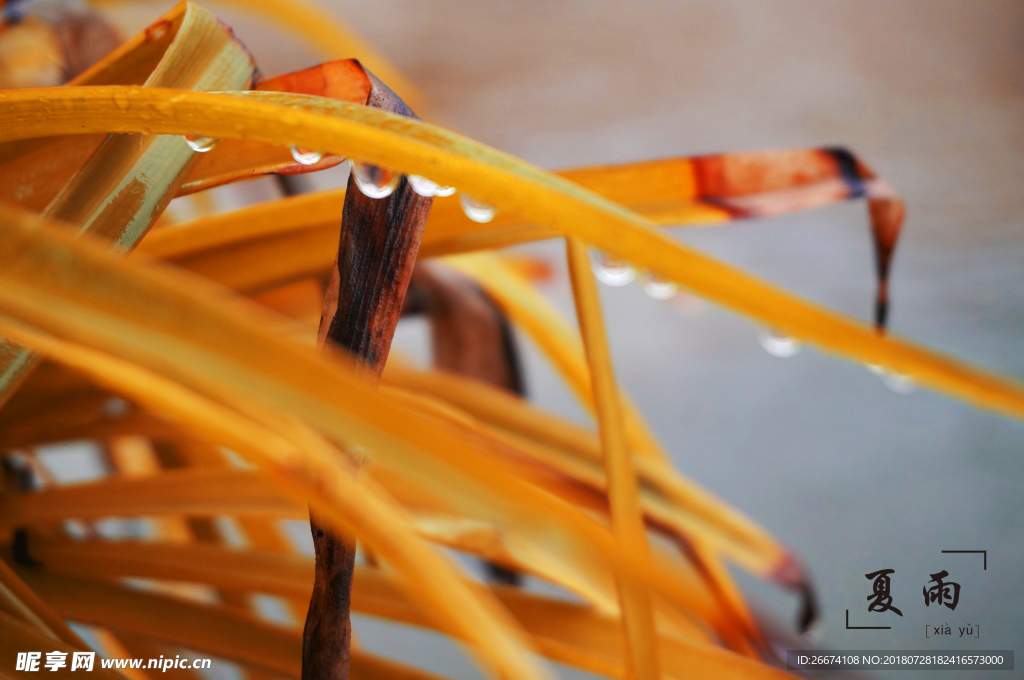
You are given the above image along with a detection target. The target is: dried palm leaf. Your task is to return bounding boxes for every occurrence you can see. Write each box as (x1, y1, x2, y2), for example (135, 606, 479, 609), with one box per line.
(2, 5, 1022, 680)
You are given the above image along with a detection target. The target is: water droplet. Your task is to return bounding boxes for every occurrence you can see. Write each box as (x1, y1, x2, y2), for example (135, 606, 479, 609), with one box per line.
(591, 251, 636, 286)
(758, 328, 802, 358)
(881, 372, 915, 394)
(867, 364, 916, 394)
(184, 135, 218, 153)
(351, 161, 400, 199)
(408, 175, 455, 198)
(640, 271, 677, 300)
(408, 175, 436, 197)
(290, 147, 323, 165)
(458, 193, 496, 223)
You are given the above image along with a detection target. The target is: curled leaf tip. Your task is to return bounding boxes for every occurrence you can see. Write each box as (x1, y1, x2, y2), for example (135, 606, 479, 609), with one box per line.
(769, 552, 818, 633)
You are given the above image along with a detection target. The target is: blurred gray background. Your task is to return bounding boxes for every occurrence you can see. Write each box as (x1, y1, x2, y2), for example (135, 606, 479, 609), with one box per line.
(113, 1, 1024, 678)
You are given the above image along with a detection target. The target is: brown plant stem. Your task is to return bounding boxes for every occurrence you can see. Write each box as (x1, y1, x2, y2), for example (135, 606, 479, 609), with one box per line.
(305, 65, 432, 680)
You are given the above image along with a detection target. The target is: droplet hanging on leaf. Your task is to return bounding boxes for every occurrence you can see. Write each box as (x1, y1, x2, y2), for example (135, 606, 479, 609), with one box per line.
(183, 135, 218, 153)
(351, 161, 400, 199)
(867, 364, 916, 394)
(591, 251, 635, 286)
(459, 193, 495, 223)
(640, 272, 677, 300)
(290, 147, 323, 165)
(409, 175, 455, 198)
(758, 328, 802, 358)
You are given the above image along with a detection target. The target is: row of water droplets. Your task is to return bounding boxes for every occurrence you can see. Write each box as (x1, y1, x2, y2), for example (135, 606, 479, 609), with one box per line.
(181, 136, 496, 222)
(184, 135, 911, 394)
(591, 250, 914, 395)
(591, 251, 680, 300)
(756, 329, 914, 393)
